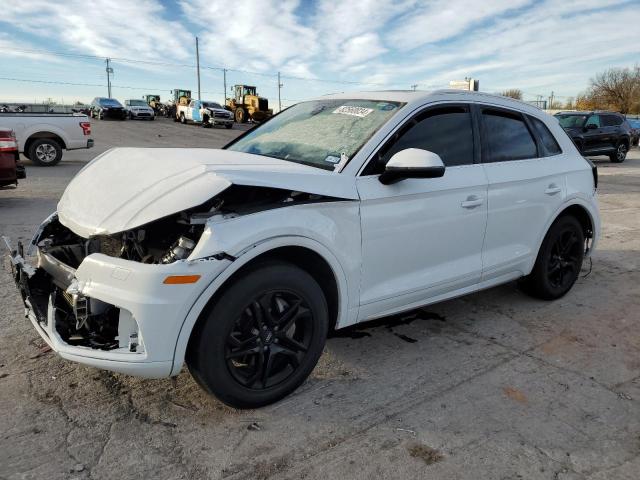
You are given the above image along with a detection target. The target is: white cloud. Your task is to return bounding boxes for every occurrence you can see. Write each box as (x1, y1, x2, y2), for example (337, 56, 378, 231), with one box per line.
(180, 0, 317, 71)
(0, 0, 192, 62)
(387, 0, 530, 50)
(0, 0, 638, 103)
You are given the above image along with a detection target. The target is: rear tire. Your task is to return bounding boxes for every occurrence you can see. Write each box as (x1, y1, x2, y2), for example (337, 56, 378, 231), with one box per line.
(187, 263, 328, 409)
(610, 142, 627, 163)
(521, 216, 584, 300)
(180, 113, 186, 124)
(29, 138, 63, 166)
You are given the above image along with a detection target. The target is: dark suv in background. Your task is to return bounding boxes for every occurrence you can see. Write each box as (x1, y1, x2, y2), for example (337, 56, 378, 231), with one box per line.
(555, 111, 631, 162)
(89, 97, 127, 120)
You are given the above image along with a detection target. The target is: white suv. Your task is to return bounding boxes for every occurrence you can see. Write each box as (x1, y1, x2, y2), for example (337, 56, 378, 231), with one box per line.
(6, 90, 600, 408)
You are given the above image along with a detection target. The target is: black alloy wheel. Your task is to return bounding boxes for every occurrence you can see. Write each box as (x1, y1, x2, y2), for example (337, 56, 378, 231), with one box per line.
(610, 143, 627, 163)
(521, 216, 585, 300)
(225, 290, 313, 390)
(546, 228, 583, 291)
(187, 262, 328, 408)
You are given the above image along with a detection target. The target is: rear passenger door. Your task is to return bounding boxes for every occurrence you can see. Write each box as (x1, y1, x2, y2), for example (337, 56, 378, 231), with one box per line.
(601, 114, 622, 150)
(478, 106, 567, 281)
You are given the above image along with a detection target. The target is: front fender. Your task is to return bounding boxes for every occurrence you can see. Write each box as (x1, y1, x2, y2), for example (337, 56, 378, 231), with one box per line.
(170, 234, 356, 376)
(171, 202, 361, 376)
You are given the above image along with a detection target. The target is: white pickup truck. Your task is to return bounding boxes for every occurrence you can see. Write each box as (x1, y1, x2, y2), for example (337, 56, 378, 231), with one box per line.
(176, 100, 234, 128)
(0, 113, 94, 166)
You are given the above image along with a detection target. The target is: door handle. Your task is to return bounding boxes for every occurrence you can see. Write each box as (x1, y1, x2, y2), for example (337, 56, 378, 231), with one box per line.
(461, 195, 484, 209)
(545, 184, 561, 195)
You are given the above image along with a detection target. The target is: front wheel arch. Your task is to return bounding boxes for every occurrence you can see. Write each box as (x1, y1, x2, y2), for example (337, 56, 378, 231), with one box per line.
(171, 238, 349, 377)
(186, 246, 340, 361)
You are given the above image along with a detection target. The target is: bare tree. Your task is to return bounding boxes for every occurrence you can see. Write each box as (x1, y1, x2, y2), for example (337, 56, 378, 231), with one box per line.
(563, 97, 575, 110)
(588, 66, 640, 114)
(500, 89, 523, 100)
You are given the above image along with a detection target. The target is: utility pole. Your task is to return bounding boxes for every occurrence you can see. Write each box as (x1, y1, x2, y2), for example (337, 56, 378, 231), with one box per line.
(549, 91, 554, 109)
(223, 68, 227, 106)
(195, 37, 201, 101)
(277, 72, 283, 112)
(105, 58, 112, 98)
(411, 84, 418, 91)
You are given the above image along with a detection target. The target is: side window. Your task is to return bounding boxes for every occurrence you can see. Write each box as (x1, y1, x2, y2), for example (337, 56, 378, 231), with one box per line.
(364, 105, 474, 174)
(529, 116, 562, 156)
(481, 109, 537, 162)
(603, 115, 622, 126)
(585, 115, 600, 128)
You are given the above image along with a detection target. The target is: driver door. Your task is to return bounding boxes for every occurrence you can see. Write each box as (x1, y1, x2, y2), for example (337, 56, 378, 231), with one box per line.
(356, 104, 488, 319)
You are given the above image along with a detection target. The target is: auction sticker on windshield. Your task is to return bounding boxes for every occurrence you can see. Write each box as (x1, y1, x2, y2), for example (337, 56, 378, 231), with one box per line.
(333, 106, 373, 117)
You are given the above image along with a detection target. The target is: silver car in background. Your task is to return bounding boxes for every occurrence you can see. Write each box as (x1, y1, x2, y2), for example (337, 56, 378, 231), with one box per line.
(124, 99, 155, 120)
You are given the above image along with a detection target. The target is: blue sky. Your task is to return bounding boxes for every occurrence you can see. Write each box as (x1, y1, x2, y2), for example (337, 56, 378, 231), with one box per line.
(1, 0, 638, 108)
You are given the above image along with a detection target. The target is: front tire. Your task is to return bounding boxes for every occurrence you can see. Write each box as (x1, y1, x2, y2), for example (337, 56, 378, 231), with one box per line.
(521, 216, 585, 300)
(610, 142, 627, 163)
(187, 263, 328, 409)
(180, 113, 186, 124)
(29, 138, 62, 166)
(235, 107, 245, 123)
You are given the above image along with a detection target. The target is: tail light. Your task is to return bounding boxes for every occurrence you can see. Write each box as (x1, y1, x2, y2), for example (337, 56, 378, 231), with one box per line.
(0, 130, 18, 152)
(79, 122, 91, 135)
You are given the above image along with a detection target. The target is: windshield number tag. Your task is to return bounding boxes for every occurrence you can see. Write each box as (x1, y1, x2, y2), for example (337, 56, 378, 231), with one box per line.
(333, 106, 373, 117)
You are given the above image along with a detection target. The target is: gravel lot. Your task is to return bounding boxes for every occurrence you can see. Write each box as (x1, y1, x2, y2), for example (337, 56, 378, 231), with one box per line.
(1, 118, 639, 480)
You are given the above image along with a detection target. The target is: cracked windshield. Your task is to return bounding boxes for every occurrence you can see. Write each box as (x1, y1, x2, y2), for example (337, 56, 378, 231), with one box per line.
(227, 99, 404, 170)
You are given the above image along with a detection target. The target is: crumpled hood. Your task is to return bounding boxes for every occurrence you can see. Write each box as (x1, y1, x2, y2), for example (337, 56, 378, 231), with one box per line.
(57, 148, 358, 237)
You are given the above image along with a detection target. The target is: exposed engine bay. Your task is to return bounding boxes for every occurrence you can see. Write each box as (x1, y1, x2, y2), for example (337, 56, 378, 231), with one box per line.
(22, 185, 339, 352)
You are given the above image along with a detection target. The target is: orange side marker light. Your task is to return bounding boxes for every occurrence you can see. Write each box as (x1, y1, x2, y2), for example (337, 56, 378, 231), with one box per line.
(163, 275, 201, 285)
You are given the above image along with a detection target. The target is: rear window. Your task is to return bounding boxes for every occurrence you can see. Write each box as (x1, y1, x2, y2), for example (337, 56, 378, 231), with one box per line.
(481, 109, 537, 162)
(556, 114, 587, 128)
(529, 116, 562, 156)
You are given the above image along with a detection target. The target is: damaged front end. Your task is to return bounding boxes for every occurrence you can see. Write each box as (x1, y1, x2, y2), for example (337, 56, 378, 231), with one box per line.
(6, 207, 207, 354)
(4, 183, 343, 376)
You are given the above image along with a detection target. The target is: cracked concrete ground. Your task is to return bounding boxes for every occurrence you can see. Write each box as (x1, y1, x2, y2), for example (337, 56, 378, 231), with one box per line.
(1, 118, 639, 480)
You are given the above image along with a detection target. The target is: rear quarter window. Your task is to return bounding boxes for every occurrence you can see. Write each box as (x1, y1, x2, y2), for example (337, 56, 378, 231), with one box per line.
(529, 116, 562, 156)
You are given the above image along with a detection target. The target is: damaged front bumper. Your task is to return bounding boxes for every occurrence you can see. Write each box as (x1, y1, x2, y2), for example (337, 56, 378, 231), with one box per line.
(3, 228, 232, 378)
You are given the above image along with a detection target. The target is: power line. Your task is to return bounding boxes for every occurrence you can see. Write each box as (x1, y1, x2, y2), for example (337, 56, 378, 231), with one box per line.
(4, 46, 391, 87)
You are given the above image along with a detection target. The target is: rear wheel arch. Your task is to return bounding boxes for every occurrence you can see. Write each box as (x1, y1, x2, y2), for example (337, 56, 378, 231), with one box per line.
(557, 204, 594, 241)
(24, 131, 66, 154)
(528, 201, 596, 275)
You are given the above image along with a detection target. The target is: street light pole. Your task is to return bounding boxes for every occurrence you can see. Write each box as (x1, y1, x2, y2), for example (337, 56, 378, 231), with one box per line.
(223, 68, 227, 106)
(195, 37, 201, 101)
(278, 71, 283, 112)
(105, 58, 112, 98)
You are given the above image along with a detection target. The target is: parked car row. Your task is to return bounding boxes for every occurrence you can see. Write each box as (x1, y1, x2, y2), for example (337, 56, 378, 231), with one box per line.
(89, 97, 234, 128)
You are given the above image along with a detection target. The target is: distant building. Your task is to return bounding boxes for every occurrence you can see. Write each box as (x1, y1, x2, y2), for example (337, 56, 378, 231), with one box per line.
(449, 78, 479, 91)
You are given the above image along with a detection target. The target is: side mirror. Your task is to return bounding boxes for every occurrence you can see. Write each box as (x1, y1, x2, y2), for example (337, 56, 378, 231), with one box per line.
(585, 123, 597, 130)
(379, 148, 446, 185)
